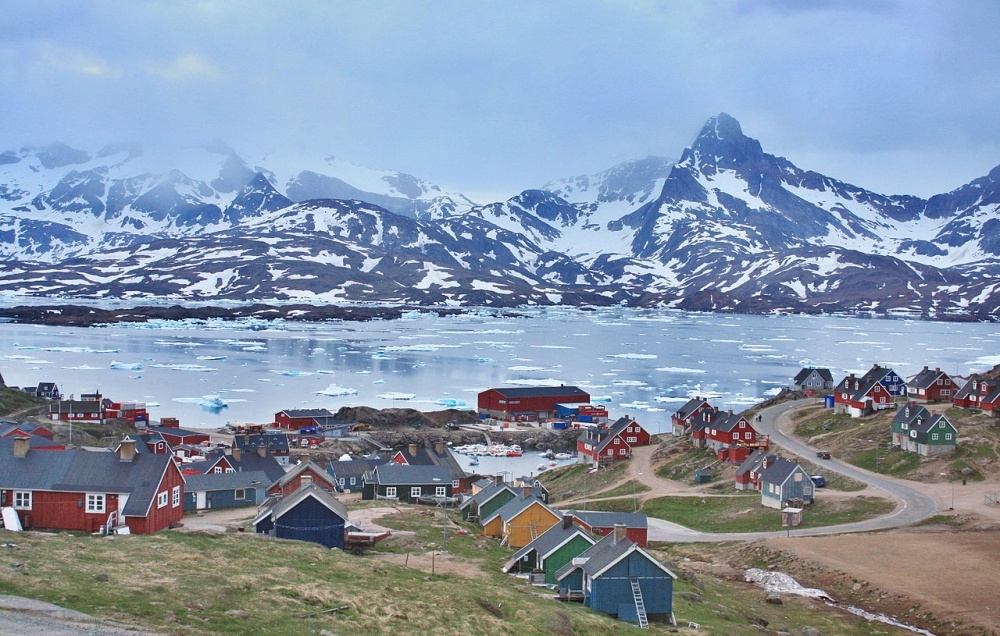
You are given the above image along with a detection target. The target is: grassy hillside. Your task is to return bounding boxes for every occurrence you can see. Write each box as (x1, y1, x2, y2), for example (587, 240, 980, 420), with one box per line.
(0, 507, 927, 636)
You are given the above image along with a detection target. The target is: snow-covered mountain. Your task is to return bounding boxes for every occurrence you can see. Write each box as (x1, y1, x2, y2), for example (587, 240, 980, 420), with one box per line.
(0, 115, 998, 318)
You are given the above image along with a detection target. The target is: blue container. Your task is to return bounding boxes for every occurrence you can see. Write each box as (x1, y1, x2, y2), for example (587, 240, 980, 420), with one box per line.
(552, 421, 568, 430)
(577, 415, 593, 423)
(824, 394, 835, 408)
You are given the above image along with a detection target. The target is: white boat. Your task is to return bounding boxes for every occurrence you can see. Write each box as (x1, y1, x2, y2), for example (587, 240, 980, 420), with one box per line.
(553, 452, 573, 460)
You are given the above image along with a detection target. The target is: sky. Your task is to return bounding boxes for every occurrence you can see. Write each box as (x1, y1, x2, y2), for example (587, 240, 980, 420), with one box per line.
(2, 0, 999, 202)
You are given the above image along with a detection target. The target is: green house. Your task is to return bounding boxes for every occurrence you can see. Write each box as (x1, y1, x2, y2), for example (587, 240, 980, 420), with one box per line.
(501, 515, 596, 584)
(892, 402, 957, 456)
(458, 481, 517, 523)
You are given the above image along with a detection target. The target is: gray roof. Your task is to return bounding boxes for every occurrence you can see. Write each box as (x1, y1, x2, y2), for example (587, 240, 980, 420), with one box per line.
(146, 425, 208, 438)
(326, 458, 384, 481)
(487, 386, 589, 399)
(272, 460, 338, 490)
(374, 463, 452, 486)
(502, 517, 594, 572)
(482, 493, 556, 527)
(563, 509, 647, 529)
(759, 456, 804, 486)
(555, 531, 676, 582)
(184, 470, 271, 492)
(279, 408, 335, 418)
(458, 481, 517, 510)
(254, 483, 348, 527)
(0, 447, 173, 517)
(793, 367, 833, 384)
(233, 433, 289, 453)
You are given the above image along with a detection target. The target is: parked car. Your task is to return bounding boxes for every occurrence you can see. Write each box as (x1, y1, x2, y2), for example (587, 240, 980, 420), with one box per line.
(810, 475, 827, 488)
(816, 450, 831, 459)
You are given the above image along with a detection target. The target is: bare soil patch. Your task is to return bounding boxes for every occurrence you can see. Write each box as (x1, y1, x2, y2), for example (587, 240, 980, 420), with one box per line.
(758, 530, 1000, 636)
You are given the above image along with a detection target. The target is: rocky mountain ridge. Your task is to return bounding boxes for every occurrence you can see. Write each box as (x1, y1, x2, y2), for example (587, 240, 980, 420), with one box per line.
(0, 115, 998, 318)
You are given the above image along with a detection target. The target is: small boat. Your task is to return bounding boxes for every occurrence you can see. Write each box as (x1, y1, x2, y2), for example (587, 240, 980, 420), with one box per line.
(553, 452, 573, 460)
(468, 456, 479, 466)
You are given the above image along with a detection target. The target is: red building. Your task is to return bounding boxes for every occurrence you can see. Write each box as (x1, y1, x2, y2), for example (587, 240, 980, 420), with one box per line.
(953, 374, 1000, 414)
(0, 422, 55, 441)
(0, 438, 184, 534)
(266, 461, 338, 498)
(146, 426, 210, 447)
(567, 510, 649, 547)
(274, 408, 336, 430)
(47, 399, 103, 423)
(103, 400, 149, 425)
(704, 411, 760, 452)
(478, 386, 590, 422)
(906, 366, 955, 403)
(576, 417, 651, 465)
(670, 397, 714, 436)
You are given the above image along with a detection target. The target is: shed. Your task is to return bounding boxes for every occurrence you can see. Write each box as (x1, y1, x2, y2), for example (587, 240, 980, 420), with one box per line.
(253, 484, 349, 549)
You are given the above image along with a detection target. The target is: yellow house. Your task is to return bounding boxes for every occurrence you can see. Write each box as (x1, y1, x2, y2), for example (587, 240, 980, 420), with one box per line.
(481, 495, 561, 548)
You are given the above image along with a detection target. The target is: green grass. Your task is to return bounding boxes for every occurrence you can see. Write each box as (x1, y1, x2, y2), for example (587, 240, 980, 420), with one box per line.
(537, 462, 627, 502)
(581, 494, 894, 533)
(853, 447, 921, 475)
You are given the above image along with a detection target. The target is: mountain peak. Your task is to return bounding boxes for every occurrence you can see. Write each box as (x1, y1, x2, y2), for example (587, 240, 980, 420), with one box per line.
(704, 112, 744, 140)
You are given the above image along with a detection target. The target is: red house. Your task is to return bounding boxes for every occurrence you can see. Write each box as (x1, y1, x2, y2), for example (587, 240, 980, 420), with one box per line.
(146, 425, 210, 447)
(833, 365, 904, 417)
(704, 411, 760, 453)
(478, 386, 590, 422)
(47, 399, 103, 423)
(103, 399, 149, 425)
(0, 422, 55, 441)
(266, 461, 338, 498)
(576, 417, 650, 465)
(905, 366, 955, 403)
(566, 510, 649, 547)
(953, 375, 1000, 415)
(0, 438, 185, 534)
(274, 408, 336, 430)
(671, 397, 713, 436)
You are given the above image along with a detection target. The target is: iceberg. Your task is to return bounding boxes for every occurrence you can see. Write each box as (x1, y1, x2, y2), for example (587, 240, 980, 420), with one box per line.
(110, 361, 144, 371)
(316, 384, 358, 397)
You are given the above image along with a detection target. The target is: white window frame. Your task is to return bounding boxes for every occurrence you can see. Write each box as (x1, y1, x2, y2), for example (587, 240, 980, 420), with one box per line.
(157, 491, 168, 509)
(87, 493, 106, 513)
(932, 433, 939, 441)
(13, 491, 31, 510)
(627, 436, 637, 443)
(385, 486, 397, 498)
(435, 486, 446, 497)
(234, 489, 246, 499)
(172, 486, 181, 507)
(410, 486, 422, 498)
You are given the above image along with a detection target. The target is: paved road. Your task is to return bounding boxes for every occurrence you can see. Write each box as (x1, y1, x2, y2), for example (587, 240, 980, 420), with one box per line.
(646, 399, 939, 542)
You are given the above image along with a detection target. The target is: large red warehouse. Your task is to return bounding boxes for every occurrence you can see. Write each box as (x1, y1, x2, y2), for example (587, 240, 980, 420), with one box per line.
(477, 386, 590, 421)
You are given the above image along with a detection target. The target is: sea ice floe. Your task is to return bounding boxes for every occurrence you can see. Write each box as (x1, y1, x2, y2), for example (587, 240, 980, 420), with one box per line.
(197, 355, 227, 361)
(607, 353, 658, 360)
(316, 384, 358, 397)
(151, 364, 217, 372)
(271, 370, 315, 377)
(654, 366, 707, 374)
(62, 365, 104, 371)
(110, 361, 144, 371)
(174, 395, 228, 414)
(378, 392, 416, 400)
(154, 340, 205, 347)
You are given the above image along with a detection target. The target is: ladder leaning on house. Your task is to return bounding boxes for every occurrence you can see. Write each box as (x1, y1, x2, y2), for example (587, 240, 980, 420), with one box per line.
(529, 523, 539, 542)
(630, 578, 648, 629)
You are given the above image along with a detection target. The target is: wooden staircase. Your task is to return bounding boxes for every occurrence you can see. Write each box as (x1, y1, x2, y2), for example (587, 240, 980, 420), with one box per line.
(630, 578, 648, 629)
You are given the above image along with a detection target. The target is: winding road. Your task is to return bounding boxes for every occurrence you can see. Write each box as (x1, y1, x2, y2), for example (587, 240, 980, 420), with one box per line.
(643, 398, 939, 542)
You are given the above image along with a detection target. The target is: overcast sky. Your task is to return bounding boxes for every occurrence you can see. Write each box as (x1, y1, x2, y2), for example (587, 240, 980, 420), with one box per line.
(2, 1, 999, 202)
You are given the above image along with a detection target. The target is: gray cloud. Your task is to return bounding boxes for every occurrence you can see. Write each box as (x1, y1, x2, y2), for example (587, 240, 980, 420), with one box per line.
(1, 0, 997, 200)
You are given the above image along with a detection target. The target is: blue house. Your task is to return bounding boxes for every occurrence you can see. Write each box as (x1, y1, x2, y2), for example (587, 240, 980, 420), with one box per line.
(556, 527, 677, 627)
(758, 457, 814, 509)
(183, 470, 270, 511)
(253, 484, 349, 549)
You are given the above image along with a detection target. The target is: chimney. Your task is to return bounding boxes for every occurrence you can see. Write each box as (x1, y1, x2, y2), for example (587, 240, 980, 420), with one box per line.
(118, 439, 137, 463)
(562, 514, 574, 530)
(434, 440, 446, 455)
(257, 445, 267, 458)
(408, 443, 418, 457)
(232, 447, 242, 462)
(612, 523, 627, 544)
(523, 485, 533, 498)
(12, 436, 29, 458)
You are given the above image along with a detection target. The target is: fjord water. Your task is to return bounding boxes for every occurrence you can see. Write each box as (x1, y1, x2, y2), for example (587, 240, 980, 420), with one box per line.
(0, 308, 995, 432)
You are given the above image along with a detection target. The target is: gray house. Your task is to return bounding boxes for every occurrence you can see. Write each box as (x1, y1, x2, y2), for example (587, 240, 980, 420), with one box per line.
(793, 368, 834, 391)
(758, 457, 814, 509)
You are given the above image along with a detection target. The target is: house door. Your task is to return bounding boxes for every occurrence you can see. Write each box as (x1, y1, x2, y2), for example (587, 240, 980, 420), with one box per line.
(196, 492, 207, 509)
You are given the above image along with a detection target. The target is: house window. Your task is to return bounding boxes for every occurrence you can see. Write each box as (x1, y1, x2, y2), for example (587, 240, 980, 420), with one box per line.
(410, 487, 422, 498)
(157, 491, 168, 508)
(172, 486, 180, 507)
(385, 487, 397, 498)
(214, 467, 223, 474)
(452, 480, 459, 488)
(606, 449, 613, 456)
(614, 438, 620, 444)
(627, 436, 637, 443)
(945, 433, 953, 441)
(620, 448, 628, 456)
(435, 486, 446, 497)
(87, 494, 106, 513)
(932, 433, 939, 441)
(13, 491, 31, 510)
(225, 468, 234, 474)
(794, 473, 802, 482)
(338, 478, 345, 486)
(235, 489, 246, 499)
